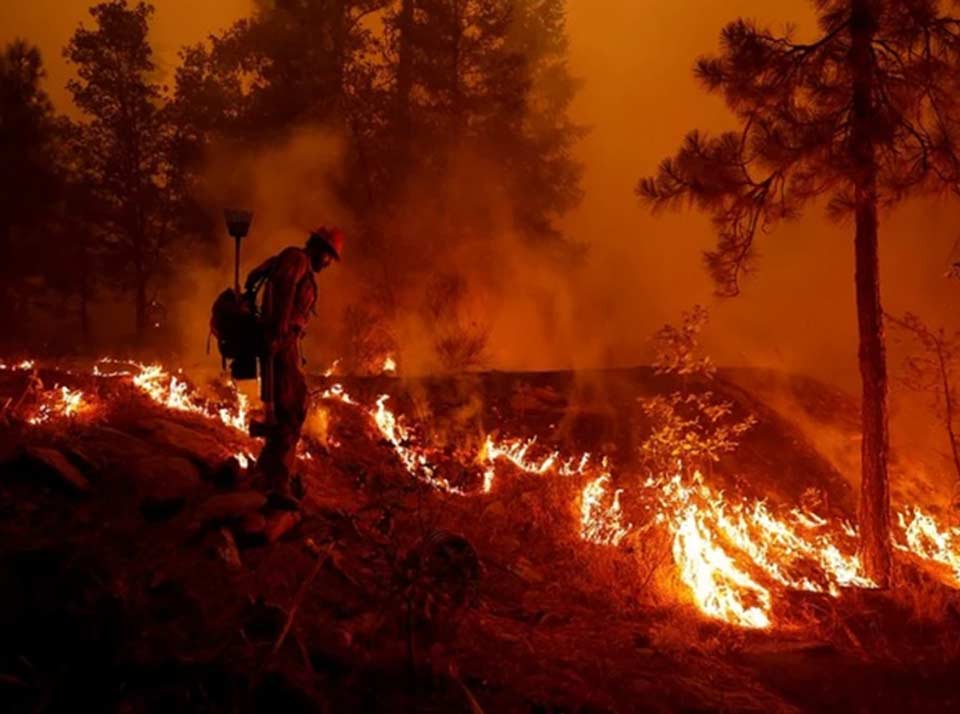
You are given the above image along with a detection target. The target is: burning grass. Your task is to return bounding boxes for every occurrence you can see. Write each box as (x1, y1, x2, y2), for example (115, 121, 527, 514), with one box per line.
(7, 357, 960, 636)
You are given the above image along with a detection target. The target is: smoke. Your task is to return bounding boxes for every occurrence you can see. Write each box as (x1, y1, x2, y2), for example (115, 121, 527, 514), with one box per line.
(10, 0, 960, 386)
(172, 126, 354, 369)
(560, 0, 960, 390)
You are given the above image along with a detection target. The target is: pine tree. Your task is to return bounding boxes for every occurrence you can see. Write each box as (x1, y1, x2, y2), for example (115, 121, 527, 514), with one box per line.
(639, 0, 960, 586)
(65, 0, 168, 343)
(0, 40, 60, 341)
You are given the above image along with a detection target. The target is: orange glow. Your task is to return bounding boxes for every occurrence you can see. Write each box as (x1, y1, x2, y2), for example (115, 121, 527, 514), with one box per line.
(125, 362, 249, 432)
(16, 358, 960, 630)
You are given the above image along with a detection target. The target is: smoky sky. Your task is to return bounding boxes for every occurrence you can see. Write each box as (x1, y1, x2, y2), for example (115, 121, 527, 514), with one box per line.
(4, 0, 959, 386)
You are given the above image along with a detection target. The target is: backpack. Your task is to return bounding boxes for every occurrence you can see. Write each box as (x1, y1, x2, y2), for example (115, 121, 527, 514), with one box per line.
(210, 288, 261, 380)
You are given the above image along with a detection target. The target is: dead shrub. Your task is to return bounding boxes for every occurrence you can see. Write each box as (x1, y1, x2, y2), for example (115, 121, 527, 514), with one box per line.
(341, 300, 397, 375)
(421, 273, 490, 372)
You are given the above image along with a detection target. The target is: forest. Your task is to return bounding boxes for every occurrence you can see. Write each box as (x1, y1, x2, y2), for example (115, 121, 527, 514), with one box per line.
(4, 1, 960, 713)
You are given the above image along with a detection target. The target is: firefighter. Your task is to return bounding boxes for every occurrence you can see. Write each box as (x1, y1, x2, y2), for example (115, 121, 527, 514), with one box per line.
(245, 227, 343, 507)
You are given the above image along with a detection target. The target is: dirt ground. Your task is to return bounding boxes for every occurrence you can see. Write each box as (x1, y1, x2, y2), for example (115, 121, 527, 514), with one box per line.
(1, 364, 959, 713)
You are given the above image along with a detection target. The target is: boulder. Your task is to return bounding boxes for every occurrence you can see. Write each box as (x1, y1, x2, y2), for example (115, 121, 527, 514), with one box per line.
(21, 447, 91, 494)
(131, 417, 233, 469)
(239, 512, 268, 538)
(67, 427, 203, 516)
(265, 511, 302, 544)
(135, 456, 203, 520)
(192, 490, 267, 527)
(211, 527, 243, 569)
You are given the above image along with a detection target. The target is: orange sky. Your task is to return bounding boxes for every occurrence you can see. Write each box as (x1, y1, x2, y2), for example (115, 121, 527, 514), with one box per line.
(3, 0, 958, 384)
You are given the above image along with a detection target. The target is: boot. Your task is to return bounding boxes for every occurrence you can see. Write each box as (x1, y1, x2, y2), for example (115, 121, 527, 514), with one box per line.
(267, 475, 301, 512)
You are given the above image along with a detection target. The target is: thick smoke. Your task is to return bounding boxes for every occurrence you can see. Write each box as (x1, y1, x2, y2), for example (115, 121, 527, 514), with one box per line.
(7, 0, 960, 383)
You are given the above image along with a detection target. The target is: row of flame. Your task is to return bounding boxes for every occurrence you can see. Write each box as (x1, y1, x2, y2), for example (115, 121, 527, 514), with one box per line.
(5, 357, 960, 629)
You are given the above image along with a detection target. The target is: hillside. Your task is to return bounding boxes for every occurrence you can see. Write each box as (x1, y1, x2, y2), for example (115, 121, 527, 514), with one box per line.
(1, 360, 959, 713)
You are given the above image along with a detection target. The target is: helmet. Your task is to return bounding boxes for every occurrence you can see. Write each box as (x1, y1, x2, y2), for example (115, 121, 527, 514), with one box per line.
(307, 227, 344, 261)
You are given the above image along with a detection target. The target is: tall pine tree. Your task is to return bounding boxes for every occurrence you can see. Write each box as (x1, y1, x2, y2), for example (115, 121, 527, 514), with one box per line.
(65, 0, 169, 342)
(640, 0, 960, 585)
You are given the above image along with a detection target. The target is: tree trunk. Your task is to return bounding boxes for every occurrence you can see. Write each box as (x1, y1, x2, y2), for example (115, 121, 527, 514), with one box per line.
(79, 248, 90, 345)
(851, 0, 891, 587)
(133, 230, 148, 345)
(331, 0, 348, 102)
(395, 0, 415, 161)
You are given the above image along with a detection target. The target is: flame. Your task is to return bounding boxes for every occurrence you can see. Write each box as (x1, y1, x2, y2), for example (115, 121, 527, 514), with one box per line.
(28, 385, 94, 425)
(897, 507, 960, 585)
(478, 435, 591, 492)
(671, 502, 772, 629)
(580, 473, 631, 546)
(128, 363, 249, 432)
(321, 383, 355, 405)
(235, 451, 255, 469)
(17, 357, 960, 631)
(372, 394, 463, 493)
(382, 355, 397, 374)
(322, 359, 341, 378)
(650, 471, 879, 628)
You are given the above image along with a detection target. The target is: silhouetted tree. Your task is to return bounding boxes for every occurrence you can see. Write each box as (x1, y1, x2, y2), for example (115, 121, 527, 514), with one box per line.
(505, 0, 585, 246)
(382, 0, 583, 245)
(162, 45, 245, 256)
(639, 0, 960, 585)
(169, 0, 584, 368)
(64, 0, 169, 343)
(45, 118, 112, 344)
(0, 40, 60, 341)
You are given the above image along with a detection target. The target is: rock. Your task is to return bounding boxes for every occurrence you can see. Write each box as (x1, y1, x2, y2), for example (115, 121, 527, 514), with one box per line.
(193, 491, 267, 527)
(132, 417, 232, 468)
(135, 456, 203, 521)
(265, 511, 302, 543)
(212, 456, 244, 489)
(21, 446, 91, 494)
(212, 528, 242, 569)
(239, 512, 267, 537)
(61, 446, 98, 477)
(76, 426, 160, 471)
(74, 426, 204, 517)
(512, 557, 544, 584)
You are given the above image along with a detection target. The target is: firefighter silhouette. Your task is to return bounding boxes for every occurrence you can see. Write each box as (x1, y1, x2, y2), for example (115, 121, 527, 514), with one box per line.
(245, 227, 343, 507)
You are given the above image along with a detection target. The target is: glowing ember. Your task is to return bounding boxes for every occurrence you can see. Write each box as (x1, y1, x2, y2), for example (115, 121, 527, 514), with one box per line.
(372, 394, 463, 493)
(0, 359, 36, 372)
(322, 359, 341, 378)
